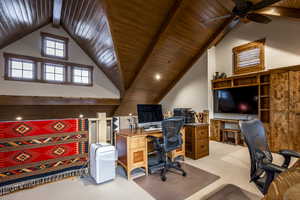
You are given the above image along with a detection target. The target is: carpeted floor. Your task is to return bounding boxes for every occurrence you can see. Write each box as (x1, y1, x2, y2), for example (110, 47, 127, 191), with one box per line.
(133, 163, 220, 200)
(203, 184, 261, 200)
(5, 142, 269, 200)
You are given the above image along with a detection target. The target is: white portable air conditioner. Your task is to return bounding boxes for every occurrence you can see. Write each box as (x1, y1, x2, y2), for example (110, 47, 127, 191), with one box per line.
(90, 143, 116, 184)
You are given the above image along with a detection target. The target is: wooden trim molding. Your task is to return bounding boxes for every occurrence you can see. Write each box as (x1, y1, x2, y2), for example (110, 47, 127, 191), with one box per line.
(41, 32, 69, 60)
(0, 95, 121, 106)
(233, 39, 265, 75)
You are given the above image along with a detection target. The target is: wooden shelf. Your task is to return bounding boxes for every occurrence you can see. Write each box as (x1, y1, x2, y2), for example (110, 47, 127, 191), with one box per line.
(212, 71, 270, 90)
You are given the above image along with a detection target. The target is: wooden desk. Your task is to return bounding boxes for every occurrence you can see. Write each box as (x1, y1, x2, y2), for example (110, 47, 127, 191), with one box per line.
(115, 128, 185, 180)
(263, 160, 300, 200)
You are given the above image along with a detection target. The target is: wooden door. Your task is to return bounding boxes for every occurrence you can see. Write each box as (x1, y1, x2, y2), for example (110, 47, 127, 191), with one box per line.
(289, 113, 300, 152)
(270, 72, 289, 152)
(289, 71, 300, 112)
(289, 71, 300, 152)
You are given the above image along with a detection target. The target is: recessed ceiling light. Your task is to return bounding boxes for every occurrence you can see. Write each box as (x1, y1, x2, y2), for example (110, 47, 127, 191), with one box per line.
(155, 74, 161, 80)
(16, 116, 23, 121)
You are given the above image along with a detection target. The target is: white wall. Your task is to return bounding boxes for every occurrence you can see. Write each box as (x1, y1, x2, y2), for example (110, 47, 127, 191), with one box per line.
(216, 17, 300, 76)
(0, 24, 120, 98)
(160, 52, 208, 113)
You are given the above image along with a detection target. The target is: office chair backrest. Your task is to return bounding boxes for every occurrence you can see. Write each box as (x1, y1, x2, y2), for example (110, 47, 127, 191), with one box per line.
(162, 117, 184, 152)
(239, 119, 273, 180)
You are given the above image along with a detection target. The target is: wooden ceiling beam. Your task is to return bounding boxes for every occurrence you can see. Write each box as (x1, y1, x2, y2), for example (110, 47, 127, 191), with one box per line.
(52, 0, 63, 27)
(209, 18, 240, 48)
(254, 6, 300, 20)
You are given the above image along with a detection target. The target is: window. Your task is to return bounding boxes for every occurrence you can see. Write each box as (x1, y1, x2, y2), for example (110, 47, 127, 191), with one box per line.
(233, 39, 265, 75)
(41, 32, 68, 60)
(4, 53, 93, 86)
(43, 63, 65, 82)
(5, 56, 36, 81)
(72, 67, 92, 85)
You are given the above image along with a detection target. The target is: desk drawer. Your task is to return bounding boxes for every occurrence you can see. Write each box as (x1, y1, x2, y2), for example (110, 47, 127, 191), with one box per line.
(196, 139, 209, 156)
(196, 126, 209, 139)
(130, 137, 146, 149)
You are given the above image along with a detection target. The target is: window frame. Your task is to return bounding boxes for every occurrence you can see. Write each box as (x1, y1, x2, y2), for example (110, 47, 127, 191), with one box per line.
(4, 54, 38, 82)
(41, 32, 69, 60)
(233, 39, 265, 75)
(41, 62, 67, 84)
(71, 66, 93, 86)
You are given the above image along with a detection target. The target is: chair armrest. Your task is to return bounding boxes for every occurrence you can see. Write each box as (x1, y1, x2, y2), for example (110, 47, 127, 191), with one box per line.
(261, 162, 286, 173)
(278, 150, 300, 168)
(279, 150, 300, 158)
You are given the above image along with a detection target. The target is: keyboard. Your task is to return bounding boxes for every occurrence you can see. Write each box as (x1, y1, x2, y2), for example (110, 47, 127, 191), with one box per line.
(144, 127, 162, 132)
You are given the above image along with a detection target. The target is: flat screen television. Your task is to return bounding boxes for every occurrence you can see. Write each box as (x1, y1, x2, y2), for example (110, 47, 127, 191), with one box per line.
(214, 86, 258, 114)
(137, 104, 163, 126)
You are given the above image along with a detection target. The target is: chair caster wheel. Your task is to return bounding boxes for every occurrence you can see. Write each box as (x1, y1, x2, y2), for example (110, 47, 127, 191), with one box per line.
(161, 176, 167, 181)
(182, 172, 187, 177)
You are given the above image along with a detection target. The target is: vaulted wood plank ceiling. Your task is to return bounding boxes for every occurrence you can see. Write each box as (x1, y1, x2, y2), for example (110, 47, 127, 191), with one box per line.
(1, 0, 300, 116)
(0, 0, 52, 49)
(111, 0, 231, 115)
(61, 0, 124, 93)
(104, 0, 176, 90)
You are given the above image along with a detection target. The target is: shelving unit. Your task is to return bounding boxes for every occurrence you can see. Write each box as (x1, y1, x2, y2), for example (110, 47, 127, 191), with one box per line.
(212, 71, 270, 124)
(211, 71, 271, 147)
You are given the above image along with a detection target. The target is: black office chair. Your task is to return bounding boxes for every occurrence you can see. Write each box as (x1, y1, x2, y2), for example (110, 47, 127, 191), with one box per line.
(147, 117, 187, 181)
(239, 119, 300, 194)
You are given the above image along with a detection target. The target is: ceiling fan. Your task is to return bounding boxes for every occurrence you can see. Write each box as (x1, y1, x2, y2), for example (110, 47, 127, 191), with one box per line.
(204, 0, 282, 24)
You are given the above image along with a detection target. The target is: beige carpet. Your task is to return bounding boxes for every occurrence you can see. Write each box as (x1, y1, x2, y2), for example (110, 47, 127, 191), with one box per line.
(134, 163, 220, 200)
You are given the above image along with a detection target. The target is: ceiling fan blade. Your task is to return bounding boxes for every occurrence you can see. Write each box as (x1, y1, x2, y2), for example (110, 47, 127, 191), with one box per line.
(202, 14, 232, 23)
(246, 13, 272, 24)
(251, 0, 281, 11)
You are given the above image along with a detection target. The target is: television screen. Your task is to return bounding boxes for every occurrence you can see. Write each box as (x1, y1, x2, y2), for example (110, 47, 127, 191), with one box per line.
(214, 86, 258, 114)
(137, 104, 163, 124)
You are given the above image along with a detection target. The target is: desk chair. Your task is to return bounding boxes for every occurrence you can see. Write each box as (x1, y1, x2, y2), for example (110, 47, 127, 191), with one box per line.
(148, 117, 187, 181)
(239, 119, 300, 194)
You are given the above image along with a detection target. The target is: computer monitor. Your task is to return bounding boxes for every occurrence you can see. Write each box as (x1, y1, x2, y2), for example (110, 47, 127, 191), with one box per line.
(137, 104, 163, 128)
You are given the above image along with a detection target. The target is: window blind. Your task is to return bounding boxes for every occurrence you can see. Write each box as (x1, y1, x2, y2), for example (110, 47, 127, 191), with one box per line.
(237, 47, 260, 68)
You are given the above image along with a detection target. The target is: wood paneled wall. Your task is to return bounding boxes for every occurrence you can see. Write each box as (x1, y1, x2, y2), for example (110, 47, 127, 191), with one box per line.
(0, 96, 120, 121)
(0, 105, 117, 121)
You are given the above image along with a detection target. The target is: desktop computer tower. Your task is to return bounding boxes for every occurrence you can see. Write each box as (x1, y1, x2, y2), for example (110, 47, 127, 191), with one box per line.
(173, 108, 195, 124)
